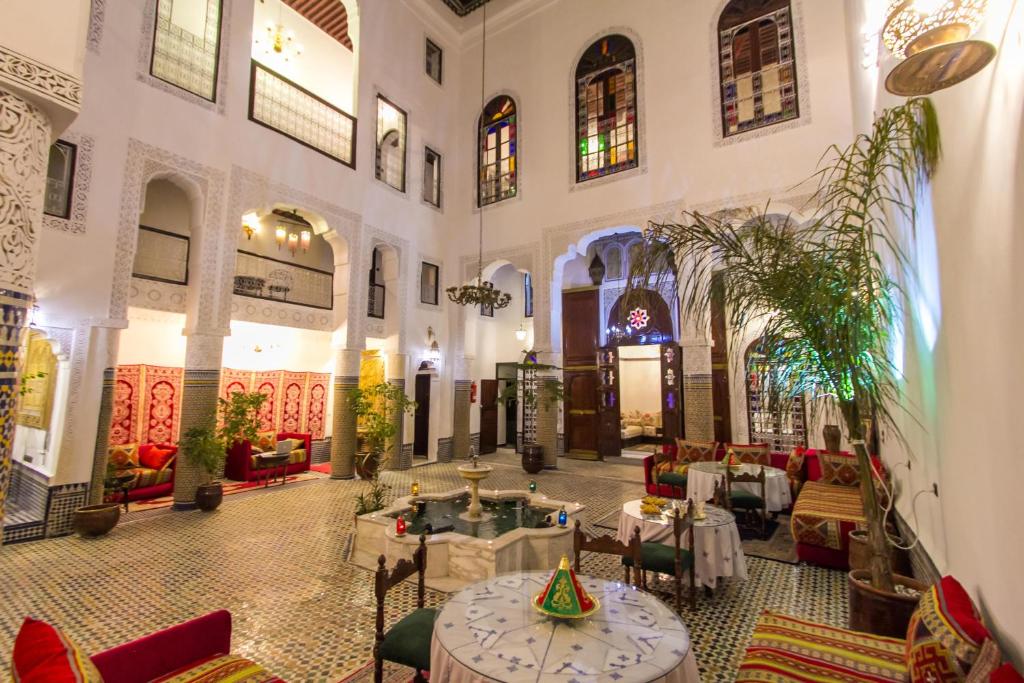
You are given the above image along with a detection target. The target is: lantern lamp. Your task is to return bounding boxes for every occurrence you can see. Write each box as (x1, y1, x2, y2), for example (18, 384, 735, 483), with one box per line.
(411, 481, 420, 496)
(557, 506, 567, 528)
(300, 229, 311, 252)
(528, 480, 537, 493)
(287, 232, 299, 255)
(275, 226, 287, 249)
(395, 515, 406, 536)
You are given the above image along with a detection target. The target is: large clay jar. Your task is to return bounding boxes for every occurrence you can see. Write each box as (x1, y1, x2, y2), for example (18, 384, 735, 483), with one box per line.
(522, 443, 545, 474)
(195, 482, 223, 511)
(848, 570, 927, 638)
(822, 424, 842, 452)
(73, 504, 120, 537)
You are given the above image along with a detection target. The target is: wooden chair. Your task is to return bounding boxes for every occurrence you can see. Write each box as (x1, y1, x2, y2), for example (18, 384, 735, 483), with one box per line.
(374, 535, 433, 683)
(635, 507, 697, 612)
(726, 465, 768, 539)
(573, 520, 643, 586)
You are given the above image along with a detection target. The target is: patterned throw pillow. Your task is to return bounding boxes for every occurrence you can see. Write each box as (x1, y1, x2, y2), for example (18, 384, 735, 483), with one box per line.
(727, 443, 770, 466)
(785, 446, 807, 496)
(819, 452, 860, 487)
(11, 617, 104, 682)
(675, 439, 718, 464)
(139, 447, 175, 470)
(256, 432, 276, 452)
(673, 463, 688, 476)
(652, 456, 674, 484)
(108, 443, 139, 469)
(906, 576, 997, 682)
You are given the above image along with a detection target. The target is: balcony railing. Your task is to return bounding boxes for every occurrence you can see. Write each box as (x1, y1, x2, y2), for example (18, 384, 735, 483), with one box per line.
(248, 60, 356, 167)
(233, 250, 333, 310)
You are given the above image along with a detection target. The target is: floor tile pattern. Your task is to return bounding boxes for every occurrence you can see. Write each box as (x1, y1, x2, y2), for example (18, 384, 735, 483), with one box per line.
(0, 451, 848, 682)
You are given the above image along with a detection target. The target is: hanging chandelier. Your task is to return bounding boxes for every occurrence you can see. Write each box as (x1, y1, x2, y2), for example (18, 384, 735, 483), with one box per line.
(882, 0, 995, 95)
(254, 0, 303, 64)
(446, 2, 511, 311)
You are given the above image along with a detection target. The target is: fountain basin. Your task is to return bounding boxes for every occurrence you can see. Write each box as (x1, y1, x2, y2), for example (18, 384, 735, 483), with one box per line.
(352, 488, 585, 591)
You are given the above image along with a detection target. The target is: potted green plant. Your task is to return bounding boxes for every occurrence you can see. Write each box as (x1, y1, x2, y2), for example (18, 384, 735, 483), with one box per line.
(628, 98, 940, 637)
(180, 420, 227, 511)
(498, 350, 563, 474)
(352, 381, 417, 481)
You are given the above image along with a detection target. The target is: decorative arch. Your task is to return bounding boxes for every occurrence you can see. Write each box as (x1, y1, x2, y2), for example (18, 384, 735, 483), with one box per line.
(283, 0, 353, 50)
(574, 34, 638, 183)
(606, 289, 673, 346)
(478, 95, 517, 207)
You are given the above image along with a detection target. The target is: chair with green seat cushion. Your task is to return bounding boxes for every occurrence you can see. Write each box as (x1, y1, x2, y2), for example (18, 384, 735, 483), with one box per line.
(622, 506, 697, 612)
(726, 466, 768, 539)
(574, 520, 643, 587)
(658, 471, 688, 493)
(374, 535, 432, 683)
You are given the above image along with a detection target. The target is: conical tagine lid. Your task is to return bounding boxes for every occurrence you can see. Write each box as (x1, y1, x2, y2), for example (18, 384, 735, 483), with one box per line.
(533, 555, 600, 618)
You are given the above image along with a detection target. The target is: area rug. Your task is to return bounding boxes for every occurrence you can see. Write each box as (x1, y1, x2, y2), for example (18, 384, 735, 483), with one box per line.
(337, 660, 417, 683)
(594, 509, 798, 564)
(125, 470, 326, 513)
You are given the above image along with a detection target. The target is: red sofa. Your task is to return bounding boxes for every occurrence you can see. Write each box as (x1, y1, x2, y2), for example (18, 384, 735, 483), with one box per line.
(90, 610, 282, 682)
(106, 443, 178, 504)
(224, 432, 311, 482)
(642, 443, 792, 498)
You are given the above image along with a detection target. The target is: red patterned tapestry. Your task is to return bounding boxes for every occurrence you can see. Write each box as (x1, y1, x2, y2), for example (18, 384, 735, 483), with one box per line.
(253, 371, 282, 433)
(141, 366, 184, 445)
(306, 374, 329, 440)
(220, 368, 252, 401)
(219, 368, 330, 440)
(110, 365, 141, 446)
(280, 372, 307, 434)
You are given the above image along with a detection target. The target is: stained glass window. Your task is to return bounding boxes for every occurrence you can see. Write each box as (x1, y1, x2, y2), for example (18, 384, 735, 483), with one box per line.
(376, 95, 407, 192)
(719, 0, 799, 137)
(575, 35, 638, 183)
(478, 96, 517, 207)
(423, 147, 441, 208)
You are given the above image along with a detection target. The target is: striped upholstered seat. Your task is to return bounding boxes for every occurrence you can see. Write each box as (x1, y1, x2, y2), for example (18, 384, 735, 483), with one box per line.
(736, 611, 908, 682)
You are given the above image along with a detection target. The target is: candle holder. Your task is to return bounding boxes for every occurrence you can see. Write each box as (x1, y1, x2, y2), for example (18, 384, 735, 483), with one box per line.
(557, 506, 568, 528)
(411, 481, 420, 496)
(528, 480, 537, 493)
(395, 515, 406, 537)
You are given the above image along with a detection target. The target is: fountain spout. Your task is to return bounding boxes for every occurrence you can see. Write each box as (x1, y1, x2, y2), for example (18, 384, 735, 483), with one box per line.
(457, 446, 492, 520)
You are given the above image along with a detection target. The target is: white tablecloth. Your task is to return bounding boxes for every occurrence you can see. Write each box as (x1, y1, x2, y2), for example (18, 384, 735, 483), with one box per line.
(616, 500, 747, 589)
(430, 571, 702, 683)
(685, 462, 792, 512)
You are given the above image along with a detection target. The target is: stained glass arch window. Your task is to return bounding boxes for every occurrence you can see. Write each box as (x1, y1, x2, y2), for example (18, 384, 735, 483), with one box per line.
(718, 0, 799, 137)
(575, 34, 639, 183)
(478, 95, 517, 207)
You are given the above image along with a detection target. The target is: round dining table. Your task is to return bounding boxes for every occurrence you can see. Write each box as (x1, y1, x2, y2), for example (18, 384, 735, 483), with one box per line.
(684, 461, 792, 512)
(430, 570, 702, 683)
(616, 500, 747, 589)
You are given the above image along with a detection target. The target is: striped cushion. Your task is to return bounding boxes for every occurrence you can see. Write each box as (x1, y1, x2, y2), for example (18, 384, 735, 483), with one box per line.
(124, 467, 174, 489)
(152, 653, 283, 682)
(791, 481, 865, 551)
(288, 448, 306, 465)
(736, 611, 907, 682)
(906, 576, 996, 682)
(11, 617, 104, 682)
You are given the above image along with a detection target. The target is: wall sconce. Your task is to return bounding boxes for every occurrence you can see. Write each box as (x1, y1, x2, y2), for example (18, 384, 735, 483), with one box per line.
(287, 233, 299, 255)
(423, 326, 442, 367)
(275, 226, 287, 250)
(882, 0, 996, 95)
(300, 230, 311, 252)
(515, 322, 528, 342)
(242, 212, 261, 240)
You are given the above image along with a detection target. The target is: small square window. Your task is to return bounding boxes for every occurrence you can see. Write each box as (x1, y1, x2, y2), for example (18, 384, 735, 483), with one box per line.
(44, 140, 77, 219)
(423, 147, 441, 208)
(420, 262, 439, 306)
(426, 38, 443, 84)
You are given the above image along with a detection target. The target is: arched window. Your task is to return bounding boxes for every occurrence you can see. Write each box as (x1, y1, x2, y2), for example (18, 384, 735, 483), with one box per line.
(478, 96, 517, 206)
(719, 0, 798, 137)
(368, 247, 385, 319)
(575, 35, 638, 182)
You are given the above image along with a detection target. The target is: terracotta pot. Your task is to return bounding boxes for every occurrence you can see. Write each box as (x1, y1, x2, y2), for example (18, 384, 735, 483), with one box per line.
(195, 482, 223, 511)
(356, 451, 381, 480)
(822, 424, 842, 452)
(848, 569, 927, 637)
(73, 504, 120, 537)
(848, 531, 914, 575)
(522, 443, 544, 474)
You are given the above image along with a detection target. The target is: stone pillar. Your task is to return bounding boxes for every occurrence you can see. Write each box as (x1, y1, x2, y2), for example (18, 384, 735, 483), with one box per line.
(172, 332, 224, 510)
(330, 347, 360, 479)
(453, 376, 471, 461)
(0, 89, 51, 526)
(384, 352, 408, 470)
(681, 339, 715, 441)
(88, 327, 122, 504)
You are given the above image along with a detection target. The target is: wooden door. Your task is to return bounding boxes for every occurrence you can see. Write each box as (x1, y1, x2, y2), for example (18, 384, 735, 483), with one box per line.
(562, 288, 601, 459)
(710, 273, 733, 443)
(597, 347, 621, 459)
(413, 374, 430, 457)
(479, 379, 498, 455)
(661, 343, 682, 442)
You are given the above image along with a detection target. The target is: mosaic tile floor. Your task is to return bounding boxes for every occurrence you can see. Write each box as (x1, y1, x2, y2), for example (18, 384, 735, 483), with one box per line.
(0, 452, 848, 682)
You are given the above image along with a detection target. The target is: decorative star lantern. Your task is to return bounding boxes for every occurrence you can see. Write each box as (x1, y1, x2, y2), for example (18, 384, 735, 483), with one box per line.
(528, 480, 537, 493)
(628, 308, 650, 330)
(533, 556, 600, 619)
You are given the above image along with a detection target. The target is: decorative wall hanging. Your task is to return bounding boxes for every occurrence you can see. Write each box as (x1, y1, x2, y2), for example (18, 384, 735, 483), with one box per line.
(628, 308, 650, 329)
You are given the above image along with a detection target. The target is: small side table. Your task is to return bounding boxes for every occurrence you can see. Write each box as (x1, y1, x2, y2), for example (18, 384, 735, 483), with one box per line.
(254, 453, 290, 488)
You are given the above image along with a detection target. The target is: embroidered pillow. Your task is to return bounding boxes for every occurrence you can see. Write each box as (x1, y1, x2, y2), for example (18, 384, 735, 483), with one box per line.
(256, 432, 276, 452)
(652, 456, 674, 484)
(11, 617, 104, 682)
(139, 447, 175, 470)
(675, 439, 718, 464)
(673, 463, 689, 476)
(819, 452, 860, 487)
(785, 446, 807, 495)
(726, 443, 770, 466)
(991, 664, 1024, 683)
(906, 576, 997, 682)
(108, 443, 139, 470)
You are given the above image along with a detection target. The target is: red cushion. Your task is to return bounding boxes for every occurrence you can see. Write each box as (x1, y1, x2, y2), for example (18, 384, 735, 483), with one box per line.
(140, 447, 175, 470)
(12, 617, 103, 682)
(992, 664, 1024, 683)
(906, 576, 994, 682)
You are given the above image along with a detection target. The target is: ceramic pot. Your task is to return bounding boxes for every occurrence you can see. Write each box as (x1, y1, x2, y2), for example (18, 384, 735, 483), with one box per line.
(822, 424, 842, 452)
(356, 451, 381, 480)
(195, 482, 223, 511)
(522, 443, 545, 474)
(73, 504, 120, 537)
(848, 570, 927, 637)
(848, 530, 913, 575)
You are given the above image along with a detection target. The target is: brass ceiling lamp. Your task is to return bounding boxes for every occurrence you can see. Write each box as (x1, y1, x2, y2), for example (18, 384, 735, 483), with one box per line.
(882, 0, 996, 96)
(446, 2, 512, 311)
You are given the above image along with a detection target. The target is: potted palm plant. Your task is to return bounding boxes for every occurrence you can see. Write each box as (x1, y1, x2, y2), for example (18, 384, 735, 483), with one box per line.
(498, 350, 563, 473)
(352, 381, 416, 481)
(181, 420, 227, 512)
(628, 98, 940, 637)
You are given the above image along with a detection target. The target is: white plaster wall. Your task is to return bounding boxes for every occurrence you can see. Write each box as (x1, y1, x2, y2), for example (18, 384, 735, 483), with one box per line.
(222, 319, 333, 373)
(844, 0, 1024, 665)
(118, 308, 188, 367)
(0, 0, 90, 84)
